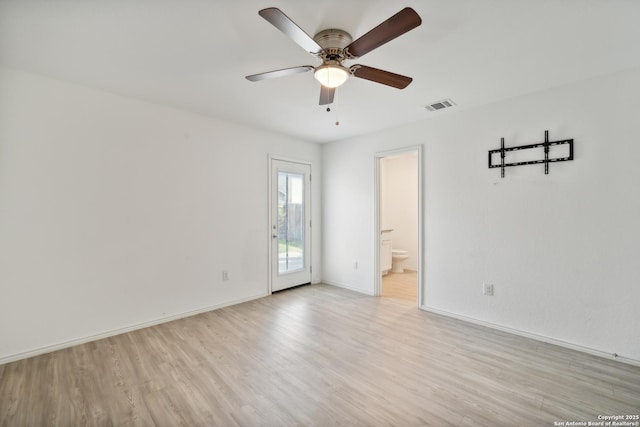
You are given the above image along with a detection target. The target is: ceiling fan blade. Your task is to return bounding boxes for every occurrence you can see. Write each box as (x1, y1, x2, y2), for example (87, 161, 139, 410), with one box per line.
(258, 8, 323, 55)
(319, 85, 335, 105)
(351, 65, 413, 89)
(345, 7, 421, 58)
(246, 66, 314, 82)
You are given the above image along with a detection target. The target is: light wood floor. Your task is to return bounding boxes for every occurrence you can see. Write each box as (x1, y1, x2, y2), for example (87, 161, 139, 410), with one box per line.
(1, 284, 639, 426)
(382, 270, 417, 301)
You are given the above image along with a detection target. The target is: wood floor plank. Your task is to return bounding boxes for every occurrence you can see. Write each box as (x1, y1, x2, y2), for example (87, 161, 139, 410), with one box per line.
(1, 282, 639, 426)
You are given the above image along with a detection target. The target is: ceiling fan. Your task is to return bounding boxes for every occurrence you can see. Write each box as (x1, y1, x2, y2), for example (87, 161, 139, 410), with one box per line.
(246, 7, 422, 106)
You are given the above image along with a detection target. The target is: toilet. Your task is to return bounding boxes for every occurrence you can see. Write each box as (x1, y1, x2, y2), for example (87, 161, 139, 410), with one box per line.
(391, 249, 409, 273)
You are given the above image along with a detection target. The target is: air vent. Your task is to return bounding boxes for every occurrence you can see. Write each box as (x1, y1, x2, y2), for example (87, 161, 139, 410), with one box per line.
(424, 98, 456, 112)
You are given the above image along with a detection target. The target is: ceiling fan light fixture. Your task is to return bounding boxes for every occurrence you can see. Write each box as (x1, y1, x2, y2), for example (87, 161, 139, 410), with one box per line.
(314, 64, 350, 88)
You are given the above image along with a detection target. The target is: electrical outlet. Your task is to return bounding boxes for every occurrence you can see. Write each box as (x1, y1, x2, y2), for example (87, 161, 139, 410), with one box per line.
(222, 271, 229, 281)
(483, 283, 494, 296)
(353, 261, 358, 270)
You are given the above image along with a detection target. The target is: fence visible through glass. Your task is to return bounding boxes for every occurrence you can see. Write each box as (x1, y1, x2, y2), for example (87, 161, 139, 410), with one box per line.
(277, 171, 305, 273)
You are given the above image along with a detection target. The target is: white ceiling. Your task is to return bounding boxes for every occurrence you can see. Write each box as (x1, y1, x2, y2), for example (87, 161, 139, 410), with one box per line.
(2, 0, 640, 143)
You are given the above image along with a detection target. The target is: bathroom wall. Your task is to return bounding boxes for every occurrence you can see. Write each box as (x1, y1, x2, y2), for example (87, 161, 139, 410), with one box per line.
(380, 152, 418, 271)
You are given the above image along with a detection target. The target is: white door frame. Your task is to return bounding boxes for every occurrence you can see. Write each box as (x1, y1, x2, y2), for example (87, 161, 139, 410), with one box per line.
(268, 155, 312, 294)
(374, 145, 424, 307)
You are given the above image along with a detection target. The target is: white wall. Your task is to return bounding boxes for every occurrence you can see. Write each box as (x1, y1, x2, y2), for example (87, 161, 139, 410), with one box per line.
(323, 66, 640, 362)
(381, 153, 418, 270)
(0, 67, 322, 363)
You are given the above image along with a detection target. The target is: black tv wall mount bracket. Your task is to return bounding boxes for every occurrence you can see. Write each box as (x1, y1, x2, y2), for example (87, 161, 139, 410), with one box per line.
(488, 130, 574, 178)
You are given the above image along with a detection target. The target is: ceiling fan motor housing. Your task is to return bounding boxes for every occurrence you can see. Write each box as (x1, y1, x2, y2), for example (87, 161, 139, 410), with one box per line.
(314, 29, 352, 64)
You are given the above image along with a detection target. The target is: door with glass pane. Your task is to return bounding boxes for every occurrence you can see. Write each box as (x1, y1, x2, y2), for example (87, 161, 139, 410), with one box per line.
(271, 159, 311, 292)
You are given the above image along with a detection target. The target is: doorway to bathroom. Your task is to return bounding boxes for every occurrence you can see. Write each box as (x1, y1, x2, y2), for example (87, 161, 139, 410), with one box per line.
(375, 146, 423, 307)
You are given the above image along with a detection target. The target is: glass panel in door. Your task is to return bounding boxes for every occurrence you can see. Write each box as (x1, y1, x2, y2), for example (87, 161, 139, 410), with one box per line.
(278, 171, 304, 273)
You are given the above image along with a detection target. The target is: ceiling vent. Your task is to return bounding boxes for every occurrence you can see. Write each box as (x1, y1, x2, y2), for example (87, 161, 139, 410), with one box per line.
(424, 98, 456, 112)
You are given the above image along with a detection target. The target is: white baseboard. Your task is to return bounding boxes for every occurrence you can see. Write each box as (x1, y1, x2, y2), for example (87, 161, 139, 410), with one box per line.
(421, 305, 640, 367)
(0, 292, 268, 365)
(322, 280, 375, 296)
